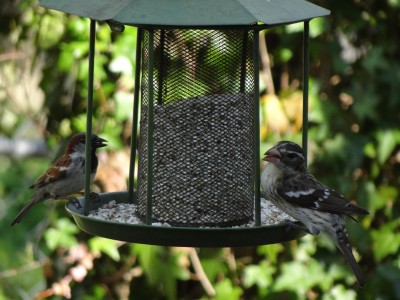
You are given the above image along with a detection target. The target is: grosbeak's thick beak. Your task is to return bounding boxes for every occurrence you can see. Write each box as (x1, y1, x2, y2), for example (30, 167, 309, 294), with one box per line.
(263, 148, 281, 164)
(95, 136, 108, 148)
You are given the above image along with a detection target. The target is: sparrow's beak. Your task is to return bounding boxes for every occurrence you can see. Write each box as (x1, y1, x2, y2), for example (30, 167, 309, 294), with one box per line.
(94, 136, 108, 148)
(263, 147, 281, 164)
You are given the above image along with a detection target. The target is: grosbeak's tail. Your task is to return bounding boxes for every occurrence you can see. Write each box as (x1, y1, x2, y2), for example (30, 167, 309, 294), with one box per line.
(335, 229, 365, 287)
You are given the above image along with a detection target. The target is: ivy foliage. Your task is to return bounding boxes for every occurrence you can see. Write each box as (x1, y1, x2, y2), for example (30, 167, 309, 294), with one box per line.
(0, 0, 400, 299)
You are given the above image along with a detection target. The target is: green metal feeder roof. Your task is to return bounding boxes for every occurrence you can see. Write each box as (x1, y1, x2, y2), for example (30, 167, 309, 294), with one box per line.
(40, 0, 329, 27)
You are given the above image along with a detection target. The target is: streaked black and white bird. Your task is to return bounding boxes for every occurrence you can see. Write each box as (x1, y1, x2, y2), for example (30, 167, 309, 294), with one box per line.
(261, 141, 369, 287)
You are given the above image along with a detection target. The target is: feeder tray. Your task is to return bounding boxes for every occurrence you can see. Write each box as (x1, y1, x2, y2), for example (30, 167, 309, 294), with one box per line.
(41, 0, 330, 246)
(67, 192, 306, 247)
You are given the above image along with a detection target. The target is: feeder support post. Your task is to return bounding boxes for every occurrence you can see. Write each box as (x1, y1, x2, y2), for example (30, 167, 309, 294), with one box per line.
(146, 29, 155, 225)
(254, 29, 261, 226)
(302, 20, 310, 164)
(84, 19, 96, 215)
(129, 28, 143, 203)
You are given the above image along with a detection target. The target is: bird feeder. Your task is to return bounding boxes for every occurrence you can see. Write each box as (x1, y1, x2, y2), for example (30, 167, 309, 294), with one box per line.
(40, 0, 329, 247)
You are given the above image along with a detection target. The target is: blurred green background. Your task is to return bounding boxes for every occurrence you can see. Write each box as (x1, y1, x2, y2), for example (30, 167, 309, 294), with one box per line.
(1, 0, 399, 299)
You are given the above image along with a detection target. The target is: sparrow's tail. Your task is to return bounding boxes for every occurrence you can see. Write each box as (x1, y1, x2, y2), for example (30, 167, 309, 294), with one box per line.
(11, 192, 45, 226)
(334, 226, 365, 287)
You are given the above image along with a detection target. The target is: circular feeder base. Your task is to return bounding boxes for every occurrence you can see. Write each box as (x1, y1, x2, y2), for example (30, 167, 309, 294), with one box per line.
(66, 192, 306, 247)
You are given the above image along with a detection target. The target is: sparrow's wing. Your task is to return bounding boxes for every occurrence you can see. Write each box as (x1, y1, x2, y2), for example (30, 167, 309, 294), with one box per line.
(30, 155, 70, 189)
(277, 173, 369, 216)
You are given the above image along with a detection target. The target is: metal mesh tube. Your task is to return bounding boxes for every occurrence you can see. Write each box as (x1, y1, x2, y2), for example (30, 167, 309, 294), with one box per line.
(138, 29, 255, 226)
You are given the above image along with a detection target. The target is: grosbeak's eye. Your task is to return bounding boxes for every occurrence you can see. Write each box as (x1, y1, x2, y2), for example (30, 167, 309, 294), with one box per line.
(80, 137, 85, 143)
(286, 153, 298, 159)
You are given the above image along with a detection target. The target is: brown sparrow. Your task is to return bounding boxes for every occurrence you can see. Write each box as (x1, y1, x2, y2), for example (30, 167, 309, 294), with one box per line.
(11, 133, 107, 226)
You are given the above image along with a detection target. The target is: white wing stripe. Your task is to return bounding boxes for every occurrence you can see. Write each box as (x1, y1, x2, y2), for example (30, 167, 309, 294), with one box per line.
(285, 189, 316, 198)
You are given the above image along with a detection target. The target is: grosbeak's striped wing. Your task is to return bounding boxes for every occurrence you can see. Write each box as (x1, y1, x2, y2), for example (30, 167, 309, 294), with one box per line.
(276, 173, 369, 216)
(29, 155, 70, 189)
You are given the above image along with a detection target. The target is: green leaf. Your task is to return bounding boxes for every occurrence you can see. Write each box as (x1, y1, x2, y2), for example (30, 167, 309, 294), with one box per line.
(376, 130, 398, 164)
(201, 254, 227, 282)
(310, 17, 328, 38)
(109, 56, 133, 75)
(44, 218, 78, 251)
(88, 237, 120, 261)
(388, 0, 400, 7)
(322, 285, 357, 300)
(243, 261, 275, 289)
(257, 244, 284, 264)
(58, 41, 89, 71)
(376, 262, 400, 298)
(278, 48, 293, 63)
(350, 83, 379, 122)
(363, 142, 376, 158)
(83, 285, 107, 300)
(114, 91, 134, 121)
(213, 278, 243, 300)
(362, 47, 389, 74)
(67, 17, 90, 37)
(71, 114, 94, 133)
(362, 181, 386, 212)
(273, 259, 331, 295)
(38, 12, 66, 48)
(132, 245, 190, 300)
(285, 22, 303, 33)
(100, 120, 124, 150)
(371, 219, 400, 262)
(132, 244, 160, 284)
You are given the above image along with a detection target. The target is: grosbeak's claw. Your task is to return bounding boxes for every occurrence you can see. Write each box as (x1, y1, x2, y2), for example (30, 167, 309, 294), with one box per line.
(283, 219, 314, 235)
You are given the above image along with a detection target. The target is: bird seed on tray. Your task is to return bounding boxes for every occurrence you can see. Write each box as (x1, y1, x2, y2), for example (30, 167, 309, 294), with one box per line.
(88, 198, 294, 228)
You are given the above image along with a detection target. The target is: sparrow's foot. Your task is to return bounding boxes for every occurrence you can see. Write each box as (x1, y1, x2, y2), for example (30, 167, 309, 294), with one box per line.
(90, 192, 101, 202)
(71, 197, 83, 209)
(283, 219, 317, 235)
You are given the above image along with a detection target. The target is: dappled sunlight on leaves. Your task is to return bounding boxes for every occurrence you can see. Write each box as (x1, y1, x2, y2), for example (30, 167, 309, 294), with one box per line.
(1, 0, 400, 298)
(260, 90, 303, 139)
